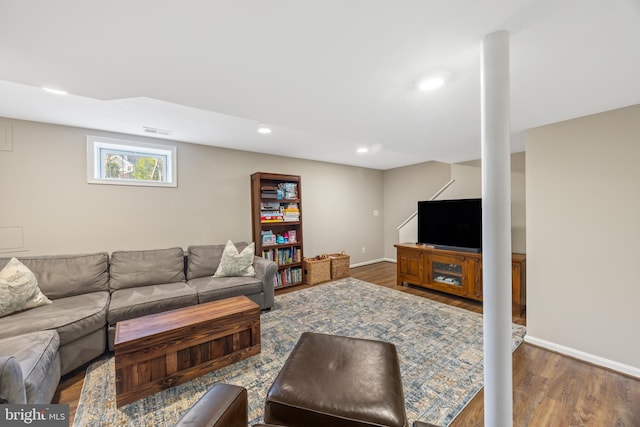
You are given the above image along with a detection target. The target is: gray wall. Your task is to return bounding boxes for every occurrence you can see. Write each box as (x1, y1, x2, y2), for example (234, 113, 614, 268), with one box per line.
(526, 104, 640, 373)
(0, 118, 384, 263)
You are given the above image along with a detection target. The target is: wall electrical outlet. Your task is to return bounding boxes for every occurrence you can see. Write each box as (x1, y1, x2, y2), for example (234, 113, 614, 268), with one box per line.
(362, 246, 366, 253)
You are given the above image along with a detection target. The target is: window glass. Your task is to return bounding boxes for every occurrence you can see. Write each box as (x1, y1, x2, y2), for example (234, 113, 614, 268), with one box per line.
(87, 136, 176, 187)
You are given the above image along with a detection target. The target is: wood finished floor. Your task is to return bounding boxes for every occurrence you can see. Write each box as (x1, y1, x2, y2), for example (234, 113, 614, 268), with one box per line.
(53, 262, 640, 426)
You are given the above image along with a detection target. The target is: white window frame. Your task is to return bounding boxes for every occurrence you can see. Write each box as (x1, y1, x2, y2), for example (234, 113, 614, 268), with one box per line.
(86, 136, 177, 187)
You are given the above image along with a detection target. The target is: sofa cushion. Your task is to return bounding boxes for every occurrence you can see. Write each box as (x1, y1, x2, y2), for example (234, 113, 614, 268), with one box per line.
(0, 356, 25, 404)
(0, 331, 60, 404)
(0, 292, 109, 346)
(109, 247, 186, 291)
(108, 282, 198, 324)
(188, 276, 263, 304)
(213, 240, 256, 278)
(59, 328, 105, 376)
(0, 253, 109, 299)
(0, 257, 52, 318)
(187, 242, 249, 280)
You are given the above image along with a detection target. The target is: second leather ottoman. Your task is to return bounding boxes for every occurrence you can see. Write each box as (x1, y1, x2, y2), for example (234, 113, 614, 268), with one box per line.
(264, 332, 408, 427)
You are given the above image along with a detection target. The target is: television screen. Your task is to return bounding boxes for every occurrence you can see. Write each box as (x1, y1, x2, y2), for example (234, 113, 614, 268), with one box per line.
(417, 198, 482, 252)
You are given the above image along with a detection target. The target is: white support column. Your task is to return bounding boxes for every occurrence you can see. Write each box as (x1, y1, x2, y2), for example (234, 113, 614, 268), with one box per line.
(481, 30, 513, 427)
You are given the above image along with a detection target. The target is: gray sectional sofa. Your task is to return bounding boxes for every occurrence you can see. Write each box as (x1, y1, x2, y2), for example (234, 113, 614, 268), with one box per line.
(0, 243, 277, 405)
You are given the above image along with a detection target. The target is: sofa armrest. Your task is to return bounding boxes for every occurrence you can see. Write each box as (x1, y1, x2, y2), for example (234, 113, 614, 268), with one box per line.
(0, 356, 26, 404)
(174, 384, 247, 427)
(253, 256, 277, 309)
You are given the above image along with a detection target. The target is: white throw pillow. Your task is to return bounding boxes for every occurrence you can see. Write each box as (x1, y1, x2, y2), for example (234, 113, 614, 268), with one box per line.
(213, 241, 256, 278)
(0, 257, 52, 318)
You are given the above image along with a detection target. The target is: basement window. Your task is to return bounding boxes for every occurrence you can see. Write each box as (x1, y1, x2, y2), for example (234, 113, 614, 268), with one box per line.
(87, 136, 177, 187)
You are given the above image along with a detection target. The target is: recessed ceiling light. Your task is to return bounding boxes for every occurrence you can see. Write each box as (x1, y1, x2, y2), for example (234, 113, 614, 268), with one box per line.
(42, 87, 68, 95)
(416, 77, 445, 91)
(357, 147, 369, 153)
(257, 123, 272, 134)
(415, 71, 452, 92)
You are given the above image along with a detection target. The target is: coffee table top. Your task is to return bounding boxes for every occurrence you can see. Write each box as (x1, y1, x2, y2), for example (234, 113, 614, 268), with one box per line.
(114, 295, 258, 348)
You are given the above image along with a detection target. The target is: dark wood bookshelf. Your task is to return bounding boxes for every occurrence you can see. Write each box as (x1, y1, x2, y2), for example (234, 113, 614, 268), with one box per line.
(251, 172, 304, 290)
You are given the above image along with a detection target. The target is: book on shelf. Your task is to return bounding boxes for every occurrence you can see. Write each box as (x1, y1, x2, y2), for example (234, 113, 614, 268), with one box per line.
(261, 213, 283, 222)
(274, 266, 303, 287)
(261, 187, 278, 199)
(262, 247, 301, 265)
(261, 202, 281, 210)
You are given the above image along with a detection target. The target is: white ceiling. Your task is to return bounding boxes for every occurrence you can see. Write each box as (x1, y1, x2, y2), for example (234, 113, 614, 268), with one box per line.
(1, 0, 639, 170)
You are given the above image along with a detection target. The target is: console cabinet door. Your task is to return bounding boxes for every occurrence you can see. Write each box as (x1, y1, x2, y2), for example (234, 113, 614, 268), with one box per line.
(512, 257, 526, 315)
(467, 259, 483, 301)
(425, 254, 468, 296)
(397, 249, 422, 285)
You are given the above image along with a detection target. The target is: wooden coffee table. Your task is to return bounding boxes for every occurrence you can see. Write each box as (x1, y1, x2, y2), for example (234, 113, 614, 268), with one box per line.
(114, 295, 261, 407)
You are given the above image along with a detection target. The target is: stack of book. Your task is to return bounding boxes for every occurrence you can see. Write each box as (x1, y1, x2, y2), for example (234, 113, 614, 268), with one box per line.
(260, 201, 283, 222)
(283, 203, 300, 222)
(261, 185, 279, 199)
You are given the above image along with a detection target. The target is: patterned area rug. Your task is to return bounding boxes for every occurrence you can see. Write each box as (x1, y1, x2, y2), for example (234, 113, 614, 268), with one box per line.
(73, 278, 526, 426)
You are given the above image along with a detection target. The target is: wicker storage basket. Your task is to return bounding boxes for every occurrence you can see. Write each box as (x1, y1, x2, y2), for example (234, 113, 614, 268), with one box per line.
(303, 256, 331, 284)
(328, 252, 350, 279)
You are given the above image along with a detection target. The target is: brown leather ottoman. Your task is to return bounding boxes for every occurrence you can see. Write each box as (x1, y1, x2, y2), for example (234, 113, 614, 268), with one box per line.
(264, 332, 408, 427)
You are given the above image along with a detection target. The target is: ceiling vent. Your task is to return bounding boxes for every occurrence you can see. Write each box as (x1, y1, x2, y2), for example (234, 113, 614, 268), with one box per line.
(143, 126, 172, 136)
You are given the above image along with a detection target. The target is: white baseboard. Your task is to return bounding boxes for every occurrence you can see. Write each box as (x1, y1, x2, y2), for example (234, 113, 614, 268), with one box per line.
(350, 258, 393, 268)
(525, 335, 640, 379)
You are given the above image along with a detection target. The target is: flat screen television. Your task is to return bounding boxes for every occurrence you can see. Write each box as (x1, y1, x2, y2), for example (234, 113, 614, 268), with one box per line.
(417, 198, 482, 253)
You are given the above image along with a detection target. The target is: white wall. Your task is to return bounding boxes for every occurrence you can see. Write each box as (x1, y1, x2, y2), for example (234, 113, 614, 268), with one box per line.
(386, 153, 526, 258)
(441, 155, 526, 254)
(0, 118, 384, 264)
(382, 161, 451, 259)
(525, 104, 640, 375)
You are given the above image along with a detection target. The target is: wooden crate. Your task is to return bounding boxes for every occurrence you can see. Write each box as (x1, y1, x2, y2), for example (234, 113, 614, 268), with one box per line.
(303, 256, 331, 284)
(114, 296, 260, 407)
(328, 252, 350, 279)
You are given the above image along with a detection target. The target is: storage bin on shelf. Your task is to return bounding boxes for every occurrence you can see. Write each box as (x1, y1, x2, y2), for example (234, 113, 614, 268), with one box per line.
(328, 252, 350, 279)
(303, 256, 331, 284)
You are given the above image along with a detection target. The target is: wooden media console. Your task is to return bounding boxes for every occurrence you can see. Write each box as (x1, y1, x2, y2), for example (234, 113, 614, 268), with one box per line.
(395, 243, 526, 315)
